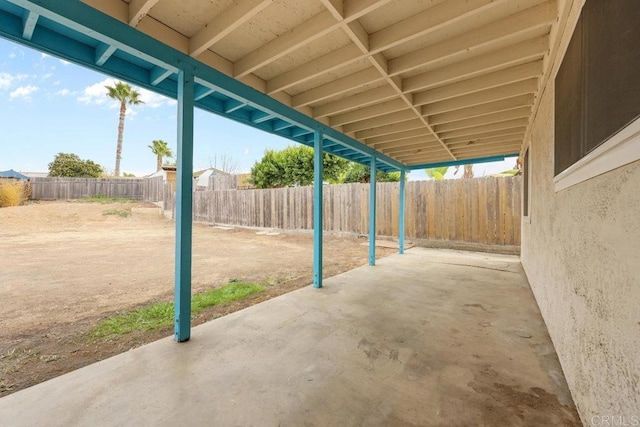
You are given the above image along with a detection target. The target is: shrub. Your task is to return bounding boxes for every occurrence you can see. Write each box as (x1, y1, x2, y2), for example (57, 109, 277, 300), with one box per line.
(0, 180, 27, 207)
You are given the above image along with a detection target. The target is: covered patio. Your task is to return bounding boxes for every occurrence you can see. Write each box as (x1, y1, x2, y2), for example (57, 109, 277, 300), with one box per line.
(0, 248, 579, 426)
(3, 0, 636, 423)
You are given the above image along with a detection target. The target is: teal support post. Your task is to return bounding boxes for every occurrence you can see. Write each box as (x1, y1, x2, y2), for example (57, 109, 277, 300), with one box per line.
(313, 131, 323, 288)
(369, 156, 377, 266)
(399, 169, 406, 254)
(174, 69, 195, 342)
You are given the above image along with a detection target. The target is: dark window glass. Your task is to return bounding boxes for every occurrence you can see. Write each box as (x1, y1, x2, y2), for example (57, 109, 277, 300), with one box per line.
(555, 0, 640, 176)
(583, 1, 640, 153)
(555, 15, 583, 175)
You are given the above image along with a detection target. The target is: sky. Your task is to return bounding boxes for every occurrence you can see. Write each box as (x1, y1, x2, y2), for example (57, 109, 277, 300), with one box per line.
(0, 37, 517, 180)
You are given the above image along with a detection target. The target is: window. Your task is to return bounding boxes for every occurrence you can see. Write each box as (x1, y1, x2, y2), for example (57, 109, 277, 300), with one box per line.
(554, 0, 640, 190)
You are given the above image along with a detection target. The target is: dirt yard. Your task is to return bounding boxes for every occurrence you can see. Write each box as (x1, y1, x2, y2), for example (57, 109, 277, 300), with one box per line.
(0, 201, 394, 396)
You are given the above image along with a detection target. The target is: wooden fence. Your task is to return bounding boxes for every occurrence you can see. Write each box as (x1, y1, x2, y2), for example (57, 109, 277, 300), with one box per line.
(163, 177, 521, 247)
(30, 177, 145, 200)
(142, 176, 165, 202)
(29, 175, 521, 247)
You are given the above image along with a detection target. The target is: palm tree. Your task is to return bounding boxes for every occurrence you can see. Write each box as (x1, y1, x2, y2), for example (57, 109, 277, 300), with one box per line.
(105, 81, 144, 176)
(149, 139, 174, 171)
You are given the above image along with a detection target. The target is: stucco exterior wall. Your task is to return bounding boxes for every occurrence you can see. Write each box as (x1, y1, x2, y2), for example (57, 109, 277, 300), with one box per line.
(521, 1, 640, 423)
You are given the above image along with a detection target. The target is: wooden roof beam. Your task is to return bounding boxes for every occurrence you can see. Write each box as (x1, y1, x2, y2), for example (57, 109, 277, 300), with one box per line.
(447, 134, 525, 148)
(313, 85, 397, 118)
(453, 144, 522, 157)
(434, 107, 532, 133)
(438, 119, 529, 140)
(383, 143, 444, 156)
(373, 137, 438, 151)
(388, 1, 556, 76)
(369, 0, 496, 52)
(343, 110, 417, 133)
(413, 61, 543, 105)
(129, 0, 159, 27)
(403, 35, 549, 93)
(428, 94, 534, 126)
(292, 68, 382, 108)
(443, 127, 527, 145)
(421, 78, 539, 115)
(189, 0, 272, 57)
(329, 98, 408, 126)
(268, 0, 527, 97)
(365, 128, 432, 146)
(355, 118, 424, 139)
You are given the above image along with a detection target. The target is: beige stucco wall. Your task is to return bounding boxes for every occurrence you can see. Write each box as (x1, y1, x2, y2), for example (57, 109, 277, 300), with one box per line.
(521, 1, 640, 423)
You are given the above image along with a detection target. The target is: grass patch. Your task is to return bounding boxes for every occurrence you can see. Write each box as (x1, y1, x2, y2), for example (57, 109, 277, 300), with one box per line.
(90, 282, 265, 339)
(79, 194, 133, 204)
(0, 181, 28, 207)
(102, 208, 131, 218)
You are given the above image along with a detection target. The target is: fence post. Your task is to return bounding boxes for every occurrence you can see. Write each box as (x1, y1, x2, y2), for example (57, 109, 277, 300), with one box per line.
(174, 69, 194, 343)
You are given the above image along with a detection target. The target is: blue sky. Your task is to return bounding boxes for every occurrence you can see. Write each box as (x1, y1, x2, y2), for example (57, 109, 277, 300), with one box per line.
(0, 37, 517, 180)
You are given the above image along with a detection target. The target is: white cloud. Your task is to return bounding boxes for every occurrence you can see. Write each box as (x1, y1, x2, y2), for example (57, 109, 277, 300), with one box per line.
(78, 78, 115, 106)
(243, 148, 249, 156)
(59, 59, 70, 66)
(40, 53, 49, 60)
(138, 87, 176, 108)
(78, 77, 175, 110)
(0, 73, 30, 92)
(55, 88, 71, 96)
(10, 85, 38, 101)
(0, 73, 13, 90)
(8, 52, 16, 59)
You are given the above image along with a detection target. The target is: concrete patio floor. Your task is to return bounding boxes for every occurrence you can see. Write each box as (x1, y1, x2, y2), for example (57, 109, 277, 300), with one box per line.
(0, 248, 580, 426)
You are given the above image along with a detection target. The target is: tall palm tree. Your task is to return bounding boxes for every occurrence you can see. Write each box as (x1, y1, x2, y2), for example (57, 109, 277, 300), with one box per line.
(105, 81, 144, 176)
(149, 139, 174, 171)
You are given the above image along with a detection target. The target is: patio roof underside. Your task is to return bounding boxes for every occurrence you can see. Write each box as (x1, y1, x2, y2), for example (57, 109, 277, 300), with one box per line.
(0, 0, 569, 171)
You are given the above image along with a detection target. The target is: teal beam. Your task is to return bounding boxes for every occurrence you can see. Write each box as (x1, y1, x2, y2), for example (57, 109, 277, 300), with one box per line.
(223, 99, 245, 113)
(399, 169, 406, 254)
(174, 69, 195, 343)
(408, 154, 517, 170)
(150, 66, 172, 86)
(21, 10, 37, 40)
(369, 155, 377, 266)
(291, 128, 311, 138)
(251, 110, 272, 123)
(95, 42, 116, 66)
(313, 130, 323, 288)
(272, 119, 294, 132)
(194, 86, 215, 101)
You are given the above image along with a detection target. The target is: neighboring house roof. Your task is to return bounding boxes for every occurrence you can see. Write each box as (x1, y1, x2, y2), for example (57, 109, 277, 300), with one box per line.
(0, 169, 30, 180)
(194, 167, 228, 177)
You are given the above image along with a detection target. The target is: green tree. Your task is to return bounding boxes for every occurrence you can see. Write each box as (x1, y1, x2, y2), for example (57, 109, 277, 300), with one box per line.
(249, 146, 348, 188)
(424, 166, 449, 180)
(148, 139, 174, 171)
(48, 153, 103, 178)
(340, 163, 401, 183)
(106, 81, 144, 177)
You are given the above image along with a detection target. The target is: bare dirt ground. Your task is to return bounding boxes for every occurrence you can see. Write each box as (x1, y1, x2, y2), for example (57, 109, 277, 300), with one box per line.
(0, 201, 394, 396)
